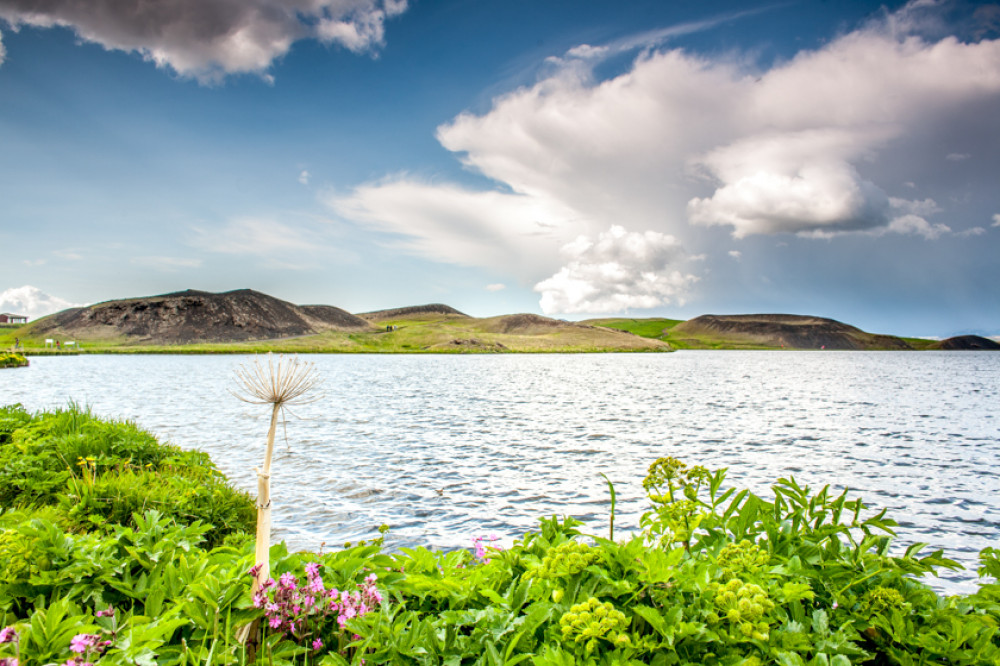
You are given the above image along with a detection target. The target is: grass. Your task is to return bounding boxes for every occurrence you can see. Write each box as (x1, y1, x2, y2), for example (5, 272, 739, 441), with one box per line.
(1, 316, 672, 354)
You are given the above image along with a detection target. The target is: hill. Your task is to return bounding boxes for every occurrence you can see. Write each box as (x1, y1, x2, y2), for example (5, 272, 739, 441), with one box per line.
(669, 314, 912, 350)
(9, 291, 667, 353)
(24, 289, 372, 344)
(930, 335, 1000, 350)
(358, 304, 468, 322)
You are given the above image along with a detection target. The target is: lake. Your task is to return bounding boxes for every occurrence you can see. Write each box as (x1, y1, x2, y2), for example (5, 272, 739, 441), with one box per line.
(2, 351, 998, 594)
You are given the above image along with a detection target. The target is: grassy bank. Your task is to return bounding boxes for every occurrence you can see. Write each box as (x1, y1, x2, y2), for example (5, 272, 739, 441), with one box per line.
(1, 405, 999, 665)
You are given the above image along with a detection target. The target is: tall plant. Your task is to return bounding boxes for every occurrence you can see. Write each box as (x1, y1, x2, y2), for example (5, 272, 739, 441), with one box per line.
(232, 353, 322, 591)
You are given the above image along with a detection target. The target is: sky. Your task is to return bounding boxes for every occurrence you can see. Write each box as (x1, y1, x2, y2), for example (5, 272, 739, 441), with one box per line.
(1, 0, 998, 338)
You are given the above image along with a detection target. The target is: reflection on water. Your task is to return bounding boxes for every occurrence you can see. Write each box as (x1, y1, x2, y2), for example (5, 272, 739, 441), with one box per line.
(2, 351, 998, 594)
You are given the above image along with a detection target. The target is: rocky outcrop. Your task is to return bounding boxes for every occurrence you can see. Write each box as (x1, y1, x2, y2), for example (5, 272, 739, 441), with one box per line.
(29, 289, 371, 343)
(672, 314, 912, 350)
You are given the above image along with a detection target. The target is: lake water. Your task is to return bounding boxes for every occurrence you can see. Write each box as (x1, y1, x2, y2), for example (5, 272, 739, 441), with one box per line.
(2, 351, 998, 594)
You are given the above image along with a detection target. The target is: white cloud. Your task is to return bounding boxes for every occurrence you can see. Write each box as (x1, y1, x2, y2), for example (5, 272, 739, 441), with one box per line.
(957, 226, 986, 237)
(129, 256, 203, 271)
(993, 213, 1000, 227)
(0, 285, 82, 319)
(53, 249, 83, 260)
(433, 4, 1000, 241)
(534, 225, 697, 315)
(329, 179, 584, 278)
(946, 152, 971, 161)
(0, 28, 6, 65)
(327, 1, 1000, 311)
(191, 218, 320, 256)
(883, 214, 951, 240)
(728, 250, 742, 260)
(485, 283, 506, 292)
(0, 0, 408, 81)
(298, 170, 311, 185)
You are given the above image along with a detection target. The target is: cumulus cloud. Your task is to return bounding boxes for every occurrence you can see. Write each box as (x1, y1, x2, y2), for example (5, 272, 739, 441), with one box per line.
(0, 285, 82, 319)
(328, 1, 1000, 310)
(993, 214, 1000, 227)
(432, 3, 1000, 241)
(0, 0, 408, 81)
(298, 170, 311, 185)
(534, 226, 697, 315)
(728, 250, 742, 260)
(957, 226, 986, 237)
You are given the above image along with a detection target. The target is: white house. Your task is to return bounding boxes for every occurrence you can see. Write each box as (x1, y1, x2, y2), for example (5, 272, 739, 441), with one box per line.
(0, 313, 27, 324)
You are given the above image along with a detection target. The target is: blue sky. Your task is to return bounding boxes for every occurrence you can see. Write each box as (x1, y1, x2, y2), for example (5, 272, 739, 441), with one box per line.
(1, 0, 998, 337)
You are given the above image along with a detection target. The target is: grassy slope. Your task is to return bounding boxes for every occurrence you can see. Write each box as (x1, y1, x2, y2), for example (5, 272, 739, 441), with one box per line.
(585, 318, 780, 350)
(2, 315, 670, 354)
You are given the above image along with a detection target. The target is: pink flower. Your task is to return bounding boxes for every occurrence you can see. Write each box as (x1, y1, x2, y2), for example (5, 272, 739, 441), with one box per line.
(0, 657, 17, 666)
(70, 634, 101, 654)
(279, 573, 297, 589)
(312, 638, 323, 650)
(247, 563, 263, 578)
(95, 607, 115, 618)
(365, 573, 377, 584)
(268, 616, 282, 629)
(305, 562, 321, 578)
(0, 627, 16, 643)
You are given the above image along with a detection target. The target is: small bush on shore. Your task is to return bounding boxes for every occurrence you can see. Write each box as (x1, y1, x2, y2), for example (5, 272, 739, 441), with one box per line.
(0, 405, 999, 665)
(0, 353, 28, 369)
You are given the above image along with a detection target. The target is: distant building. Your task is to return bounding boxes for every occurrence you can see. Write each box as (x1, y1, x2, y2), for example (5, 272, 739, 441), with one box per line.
(0, 313, 28, 324)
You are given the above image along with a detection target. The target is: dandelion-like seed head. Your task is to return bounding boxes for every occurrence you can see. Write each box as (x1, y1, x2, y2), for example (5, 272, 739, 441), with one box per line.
(232, 353, 323, 407)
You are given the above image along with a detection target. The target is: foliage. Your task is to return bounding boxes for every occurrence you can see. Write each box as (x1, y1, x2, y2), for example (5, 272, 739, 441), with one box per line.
(0, 353, 28, 369)
(0, 404, 255, 548)
(1, 406, 999, 665)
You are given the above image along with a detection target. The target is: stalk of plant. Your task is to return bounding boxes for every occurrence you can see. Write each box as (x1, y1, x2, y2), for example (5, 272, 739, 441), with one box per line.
(232, 353, 322, 592)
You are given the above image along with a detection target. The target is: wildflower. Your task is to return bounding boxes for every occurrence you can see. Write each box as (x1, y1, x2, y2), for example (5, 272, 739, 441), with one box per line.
(279, 572, 298, 589)
(248, 563, 263, 579)
(70, 634, 100, 654)
(95, 607, 115, 618)
(268, 616, 282, 629)
(0, 658, 17, 666)
(305, 562, 321, 578)
(312, 638, 323, 650)
(0, 627, 16, 643)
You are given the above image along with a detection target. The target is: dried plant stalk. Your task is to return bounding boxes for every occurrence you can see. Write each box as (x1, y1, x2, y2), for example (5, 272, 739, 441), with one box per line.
(232, 353, 322, 592)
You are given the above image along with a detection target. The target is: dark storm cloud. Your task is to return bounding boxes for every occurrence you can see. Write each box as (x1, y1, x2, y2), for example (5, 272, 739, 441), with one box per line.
(0, 0, 407, 80)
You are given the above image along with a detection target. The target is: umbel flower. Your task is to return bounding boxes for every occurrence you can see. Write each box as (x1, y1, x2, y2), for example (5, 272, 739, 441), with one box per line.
(232, 353, 323, 591)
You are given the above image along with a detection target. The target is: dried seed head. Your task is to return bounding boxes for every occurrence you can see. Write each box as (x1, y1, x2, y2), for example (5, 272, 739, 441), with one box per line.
(231, 353, 323, 407)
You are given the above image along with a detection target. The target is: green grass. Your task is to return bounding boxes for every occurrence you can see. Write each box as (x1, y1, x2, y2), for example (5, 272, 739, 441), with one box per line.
(5, 316, 671, 354)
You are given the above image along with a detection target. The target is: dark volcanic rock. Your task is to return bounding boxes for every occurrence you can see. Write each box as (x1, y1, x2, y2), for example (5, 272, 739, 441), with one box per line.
(358, 303, 468, 321)
(31, 289, 370, 343)
(673, 314, 912, 350)
(933, 335, 1000, 350)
